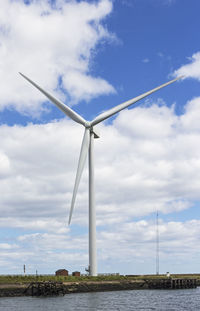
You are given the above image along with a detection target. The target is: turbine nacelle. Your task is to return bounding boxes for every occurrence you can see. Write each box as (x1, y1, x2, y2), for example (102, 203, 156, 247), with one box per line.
(91, 127, 100, 139)
(84, 121, 100, 138)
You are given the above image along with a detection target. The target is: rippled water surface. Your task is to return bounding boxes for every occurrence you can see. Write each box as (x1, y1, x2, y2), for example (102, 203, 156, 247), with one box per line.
(0, 288, 200, 311)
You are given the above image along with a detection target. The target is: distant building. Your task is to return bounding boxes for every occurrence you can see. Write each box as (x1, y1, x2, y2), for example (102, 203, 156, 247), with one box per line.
(72, 271, 81, 277)
(55, 269, 69, 276)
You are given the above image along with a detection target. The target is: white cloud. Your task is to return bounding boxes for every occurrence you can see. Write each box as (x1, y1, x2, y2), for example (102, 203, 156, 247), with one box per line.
(1, 217, 200, 274)
(1, 99, 200, 224)
(0, 151, 11, 177)
(62, 70, 115, 102)
(0, 0, 115, 114)
(0, 243, 18, 250)
(173, 52, 200, 81)
(142, 58, 149, 63)
(99, 219, 200, 262)
(1, 97, 200, 273)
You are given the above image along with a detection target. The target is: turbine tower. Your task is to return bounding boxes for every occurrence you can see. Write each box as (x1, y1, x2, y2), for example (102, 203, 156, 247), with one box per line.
(20, 72, 182, 276)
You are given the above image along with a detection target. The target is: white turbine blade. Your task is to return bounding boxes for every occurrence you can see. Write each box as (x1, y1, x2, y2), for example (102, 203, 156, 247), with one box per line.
(91, 76, 183, 126)
(19, 72, 86, 126)
(68, 128, 90, 225)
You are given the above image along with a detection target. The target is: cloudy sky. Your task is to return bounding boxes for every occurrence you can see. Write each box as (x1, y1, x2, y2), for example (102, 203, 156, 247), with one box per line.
(0, 0, 200, 275)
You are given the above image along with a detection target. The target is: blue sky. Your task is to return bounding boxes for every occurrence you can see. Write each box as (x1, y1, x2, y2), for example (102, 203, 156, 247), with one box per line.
(0, 0, 200, 276)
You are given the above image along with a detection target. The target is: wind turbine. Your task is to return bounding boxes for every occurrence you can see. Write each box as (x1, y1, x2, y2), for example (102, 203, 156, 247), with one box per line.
(20, 72, 182, 276)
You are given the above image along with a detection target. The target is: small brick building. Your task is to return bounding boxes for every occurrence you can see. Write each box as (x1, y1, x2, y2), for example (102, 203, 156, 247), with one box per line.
(55, 269, 69, 276)
(72, 271, 81, 277)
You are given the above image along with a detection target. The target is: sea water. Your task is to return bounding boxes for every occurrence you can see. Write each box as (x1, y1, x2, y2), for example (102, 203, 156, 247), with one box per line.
(0, 288, 200, 310)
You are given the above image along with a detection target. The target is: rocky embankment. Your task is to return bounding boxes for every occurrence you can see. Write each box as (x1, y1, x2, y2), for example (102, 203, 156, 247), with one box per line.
(62, 280, 148, 294)
(0, 278, 198, 297)
(0, 280, 147, 297)
(0, 283, 27, 297)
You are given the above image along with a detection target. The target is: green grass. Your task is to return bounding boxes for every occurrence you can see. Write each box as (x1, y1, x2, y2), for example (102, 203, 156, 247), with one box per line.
(0, 274, 199, 284)
(0, 275, 129, 284)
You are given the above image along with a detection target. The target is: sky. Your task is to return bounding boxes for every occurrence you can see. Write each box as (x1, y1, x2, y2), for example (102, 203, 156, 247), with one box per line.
(0, 0, 200, 276)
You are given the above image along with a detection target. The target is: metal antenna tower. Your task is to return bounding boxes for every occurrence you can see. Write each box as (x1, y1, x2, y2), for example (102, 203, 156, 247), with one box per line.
(156, 211, 159, 275)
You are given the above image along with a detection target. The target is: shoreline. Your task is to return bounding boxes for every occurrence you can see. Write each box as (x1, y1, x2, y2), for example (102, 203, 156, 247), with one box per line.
(0, 280, 147, 297)
(0, 278, 198, 297)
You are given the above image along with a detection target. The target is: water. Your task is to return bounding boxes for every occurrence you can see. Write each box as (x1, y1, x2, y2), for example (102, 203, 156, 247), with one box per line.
(0, 288, 200, 311)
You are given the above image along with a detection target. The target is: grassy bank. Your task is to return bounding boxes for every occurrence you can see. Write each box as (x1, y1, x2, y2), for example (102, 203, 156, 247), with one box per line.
(0, 274, 199, 284)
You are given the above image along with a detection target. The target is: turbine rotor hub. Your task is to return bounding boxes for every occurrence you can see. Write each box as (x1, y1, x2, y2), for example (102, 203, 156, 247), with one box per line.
(85, 121, 91, 129)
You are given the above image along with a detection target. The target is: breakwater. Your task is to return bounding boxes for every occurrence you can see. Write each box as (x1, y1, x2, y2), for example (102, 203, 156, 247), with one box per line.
(0, 278, 197, 297)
